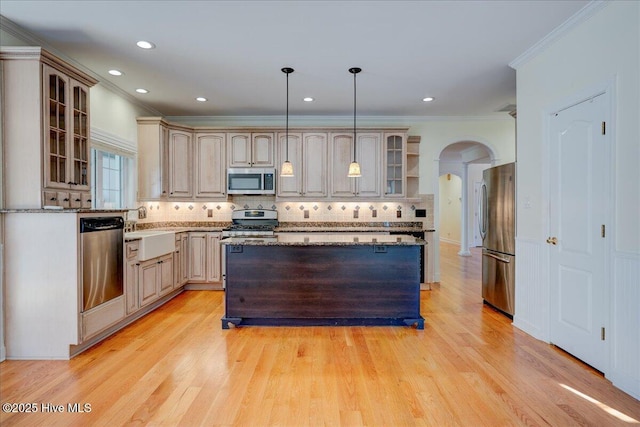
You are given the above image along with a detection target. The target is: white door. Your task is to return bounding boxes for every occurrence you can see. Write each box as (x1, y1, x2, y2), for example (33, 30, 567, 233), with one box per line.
(548, 94, 608, 371)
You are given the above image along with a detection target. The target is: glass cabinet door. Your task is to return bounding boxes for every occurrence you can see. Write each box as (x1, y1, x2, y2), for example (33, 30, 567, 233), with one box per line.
(385, 134, 404, 196)
(46, 69, 68, 187)
(72, 84, 89, 188)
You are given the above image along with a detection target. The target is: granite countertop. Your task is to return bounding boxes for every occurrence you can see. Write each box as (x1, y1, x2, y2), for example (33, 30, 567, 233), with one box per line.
(221, 233, 426, 246)
(131, 221, 434, 234)
(276, 221, 433, 233)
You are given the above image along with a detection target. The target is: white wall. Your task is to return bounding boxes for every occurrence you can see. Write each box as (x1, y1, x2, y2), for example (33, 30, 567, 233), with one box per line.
(90, 84, 152, 146)
(513, 1, 639, 399)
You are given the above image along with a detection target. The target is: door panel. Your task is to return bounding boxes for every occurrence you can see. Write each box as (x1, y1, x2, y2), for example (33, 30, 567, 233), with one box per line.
(549, 94, 607, 371)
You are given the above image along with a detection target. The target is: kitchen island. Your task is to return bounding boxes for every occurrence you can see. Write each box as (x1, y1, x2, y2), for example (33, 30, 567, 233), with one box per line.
(221, 234, 425, 329)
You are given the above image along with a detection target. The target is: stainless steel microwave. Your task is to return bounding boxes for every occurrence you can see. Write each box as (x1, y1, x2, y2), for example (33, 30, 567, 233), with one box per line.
(227, 168, 276, 195)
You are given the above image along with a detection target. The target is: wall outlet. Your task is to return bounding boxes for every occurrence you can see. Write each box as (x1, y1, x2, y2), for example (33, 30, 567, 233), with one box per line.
(372, 209, 377, 218)
(396, 210, 402, 218)
(207, 209, 213, 218)
(304, 210, 309, 219)
(353, 210, 359, 219)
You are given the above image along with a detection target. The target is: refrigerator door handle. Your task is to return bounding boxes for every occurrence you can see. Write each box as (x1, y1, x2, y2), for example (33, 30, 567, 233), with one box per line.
(483, 252, 511, 263)
(479, 182, 487, 240)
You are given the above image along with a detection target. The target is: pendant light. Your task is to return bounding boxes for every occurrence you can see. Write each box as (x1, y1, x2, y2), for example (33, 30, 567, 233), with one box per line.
(348, 67, 362, 177)
(280, 67, 295, 177)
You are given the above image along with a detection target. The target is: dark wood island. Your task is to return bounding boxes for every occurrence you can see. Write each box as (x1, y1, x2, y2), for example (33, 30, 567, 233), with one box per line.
(221, 234, 425, 329)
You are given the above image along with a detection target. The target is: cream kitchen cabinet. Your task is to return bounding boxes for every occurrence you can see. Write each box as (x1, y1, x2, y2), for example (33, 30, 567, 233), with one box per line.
(139, 253, 174, 307)
(384, 133, 406, 198)
(330, 132, 381, 198)
(187, 232, 222, 286)
(1, 47, 97, 209)
(125, 241, 141, 314)
(195, 132, 226, 199)
(276, 132, 328, 198)
(174, 232, 189, 288)
(228, 132, 274, 167)
(137, 117, 169, 200)
(168, 129, 193, 199)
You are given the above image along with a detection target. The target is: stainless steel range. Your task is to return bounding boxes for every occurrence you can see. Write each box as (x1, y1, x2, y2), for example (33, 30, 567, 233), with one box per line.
(222, 209, 278, 238)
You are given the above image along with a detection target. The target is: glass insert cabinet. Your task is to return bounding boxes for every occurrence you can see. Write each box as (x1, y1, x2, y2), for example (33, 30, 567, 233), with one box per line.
(45, 64, 91, 191)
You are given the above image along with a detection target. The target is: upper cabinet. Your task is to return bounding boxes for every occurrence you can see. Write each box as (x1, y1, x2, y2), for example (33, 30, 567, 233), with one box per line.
(135, 119, 416, 202)
(1, 47, 97, 209)
(330, 132, 381, 198)
(195, 133, 226, 199)
(137, 118, 168, 201)
(384, 133, 406, 198)
(228, 132, 274, 167)
(276, 132, 328, 198)
(167, 129, 193, 199)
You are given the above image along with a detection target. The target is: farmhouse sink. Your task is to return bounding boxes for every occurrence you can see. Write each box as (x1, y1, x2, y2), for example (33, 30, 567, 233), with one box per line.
(125, 230, 175, 261)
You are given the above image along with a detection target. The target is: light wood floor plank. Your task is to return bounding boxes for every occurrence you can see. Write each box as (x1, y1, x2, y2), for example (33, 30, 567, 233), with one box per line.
(1, 242, 639, 426)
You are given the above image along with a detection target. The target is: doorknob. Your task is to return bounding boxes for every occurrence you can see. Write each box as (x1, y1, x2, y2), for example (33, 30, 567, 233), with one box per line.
(546, 236, 558, 245)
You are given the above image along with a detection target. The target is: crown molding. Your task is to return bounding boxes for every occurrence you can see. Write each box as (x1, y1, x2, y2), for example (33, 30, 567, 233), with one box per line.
(91, 128, 136, 155)
(0, 15, 162, 116)
(509, 1, 609, 70)
(165, 114, 513, 127)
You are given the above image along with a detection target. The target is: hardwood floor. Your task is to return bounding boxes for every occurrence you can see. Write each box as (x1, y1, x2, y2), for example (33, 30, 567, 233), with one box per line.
(1, 242, 639, 426)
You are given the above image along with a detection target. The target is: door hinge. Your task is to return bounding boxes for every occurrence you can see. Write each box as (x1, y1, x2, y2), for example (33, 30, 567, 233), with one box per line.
(601, 327, 606, 341)
(601, 224, 606, 238)
(601, 121, 606, 135)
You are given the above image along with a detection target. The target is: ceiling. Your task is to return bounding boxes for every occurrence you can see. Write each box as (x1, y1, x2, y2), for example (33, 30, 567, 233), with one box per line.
(0, 1, 589, 118)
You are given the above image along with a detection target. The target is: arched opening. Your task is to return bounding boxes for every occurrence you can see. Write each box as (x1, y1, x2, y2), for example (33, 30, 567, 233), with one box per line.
(437, 141, 493, 262)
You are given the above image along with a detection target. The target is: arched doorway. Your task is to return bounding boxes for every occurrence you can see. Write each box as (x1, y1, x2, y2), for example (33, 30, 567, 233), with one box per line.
(437, 141, 493, 259)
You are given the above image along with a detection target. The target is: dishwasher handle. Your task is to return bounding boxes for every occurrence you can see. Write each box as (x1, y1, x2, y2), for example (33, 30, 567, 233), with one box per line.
(80, 217, 125, 233)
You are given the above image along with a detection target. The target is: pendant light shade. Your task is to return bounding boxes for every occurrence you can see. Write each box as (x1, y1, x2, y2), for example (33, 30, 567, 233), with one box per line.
(280, 67, 295, 177)
(348, 67, 362, 177)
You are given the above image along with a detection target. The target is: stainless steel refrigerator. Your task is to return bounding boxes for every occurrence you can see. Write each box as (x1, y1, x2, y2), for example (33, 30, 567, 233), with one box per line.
(479, 162, 515, 316)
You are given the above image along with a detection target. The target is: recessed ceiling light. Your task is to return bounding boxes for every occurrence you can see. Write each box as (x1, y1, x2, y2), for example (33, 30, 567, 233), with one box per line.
(108, 69, 123, 76)
(136, 88, 149, 94)
(422, 97, 435, 102)
(136, 40, 155, 49)
(196, 97, 207, 102)
(303, 97, 314, 102)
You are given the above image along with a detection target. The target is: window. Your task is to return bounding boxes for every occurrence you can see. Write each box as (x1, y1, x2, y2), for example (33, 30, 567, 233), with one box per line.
(91, 148, 134, 209)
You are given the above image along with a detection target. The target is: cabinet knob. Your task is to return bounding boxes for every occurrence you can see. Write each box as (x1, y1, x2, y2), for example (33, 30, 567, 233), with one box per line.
(63, 198, 70, 201)
(75, 198, 81, 202)
(87, 199, 92, 203)
(50, 197, 57, 201)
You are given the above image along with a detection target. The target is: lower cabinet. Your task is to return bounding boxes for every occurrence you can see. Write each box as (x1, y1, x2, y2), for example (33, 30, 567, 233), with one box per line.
(139, 253, 174, 307)
(174, 232, 189, 288)
(188, 231, 222, 285)
(125, 241, 140, 314)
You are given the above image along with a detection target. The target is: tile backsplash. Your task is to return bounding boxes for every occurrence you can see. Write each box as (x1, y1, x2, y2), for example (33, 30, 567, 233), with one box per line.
(136, 195, 434, 229)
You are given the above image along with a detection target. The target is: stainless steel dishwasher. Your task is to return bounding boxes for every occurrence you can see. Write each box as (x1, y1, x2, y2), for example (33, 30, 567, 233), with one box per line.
(80, 216, 124, 312)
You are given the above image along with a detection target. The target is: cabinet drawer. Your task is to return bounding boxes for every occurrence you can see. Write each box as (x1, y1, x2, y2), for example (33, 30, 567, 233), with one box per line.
(69, 192, 83, 208)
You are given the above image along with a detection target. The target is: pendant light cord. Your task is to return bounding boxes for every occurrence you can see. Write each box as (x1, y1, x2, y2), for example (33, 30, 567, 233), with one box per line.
(348, 67, 361, 162)
(353, 70, 357, 161)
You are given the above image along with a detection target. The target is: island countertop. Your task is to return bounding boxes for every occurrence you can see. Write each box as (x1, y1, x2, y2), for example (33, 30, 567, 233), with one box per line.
(221, 233, 425, 246)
